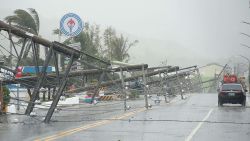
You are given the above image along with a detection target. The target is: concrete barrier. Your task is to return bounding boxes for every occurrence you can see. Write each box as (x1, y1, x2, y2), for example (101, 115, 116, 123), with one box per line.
(116, 94, 125, 99)
(99, 95, 114, 101)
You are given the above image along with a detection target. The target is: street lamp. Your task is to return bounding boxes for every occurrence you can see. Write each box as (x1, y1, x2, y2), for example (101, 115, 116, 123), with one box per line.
(240, 32, 250, 38)
(238, 55, 250, 91)
(239, 20, 250, 90)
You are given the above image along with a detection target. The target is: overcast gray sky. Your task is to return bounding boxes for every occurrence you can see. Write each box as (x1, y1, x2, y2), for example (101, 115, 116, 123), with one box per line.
(0, 0, 250, 67)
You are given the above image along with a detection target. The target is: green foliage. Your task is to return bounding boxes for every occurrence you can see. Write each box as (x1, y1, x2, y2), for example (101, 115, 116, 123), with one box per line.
(103, 27, 138, 62)
(110, 35, 138, 62)
(103, 27, 116, 60)
(74, 23, 100, 56)
(3, 86, 10, 105)
(53, 24, 138, 62)
(74, 23, 102, 68)
(18, 57, 44, 66)
(52, 29, 61, 35)
(5, 8, 41, 59)
(0, 55, 43, 67)
(5, 8, 39, 34)
(104, 27, 116, 47)
(52, 23, 102, 70)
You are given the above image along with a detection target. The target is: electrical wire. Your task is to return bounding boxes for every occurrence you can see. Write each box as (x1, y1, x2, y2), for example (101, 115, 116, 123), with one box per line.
(0, 32, 44, 63)
(0, 32, 6, 40)
(0, 43, 18, 58)
(0, 31, 10, 40)
(60, 101, 125, 109)
(0, 48, 5, 55)
(2, 28, 205, 124)
(1, 111, 44, 123)
(50, 107, 145, 119)
(50, 118, 250, 125)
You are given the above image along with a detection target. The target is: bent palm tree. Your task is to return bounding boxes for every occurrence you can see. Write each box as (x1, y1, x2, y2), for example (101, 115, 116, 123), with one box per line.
(5, 8, 40, 59)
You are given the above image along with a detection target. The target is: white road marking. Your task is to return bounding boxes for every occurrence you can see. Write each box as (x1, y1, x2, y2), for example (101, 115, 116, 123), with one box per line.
(185, 108, 214, 141)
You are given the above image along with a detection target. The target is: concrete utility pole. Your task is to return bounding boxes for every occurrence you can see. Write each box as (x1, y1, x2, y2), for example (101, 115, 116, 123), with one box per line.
(70, 66, 179, 93)
(0, 81, 3, 114)
(196, 68, 203, 93)
(120, 68, 126, 111)
(163, 73, 169, 103)
(25, 48, 54, 115)
(17, 84, 20, 111)
(58, 30, 61, 71)
(44, 54, 76, 123)
(90, 71, 106, 104)
(176, 70, 183, 99)
(8, 22, 12, 68)
(142, 65, 149, 109)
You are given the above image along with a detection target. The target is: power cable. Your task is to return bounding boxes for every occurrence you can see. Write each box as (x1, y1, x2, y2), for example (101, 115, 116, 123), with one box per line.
(0, 43, 18, 58)
(51, 118, 250, 125)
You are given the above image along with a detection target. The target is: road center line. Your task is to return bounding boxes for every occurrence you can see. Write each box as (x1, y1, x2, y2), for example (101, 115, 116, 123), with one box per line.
(35, 108, 146, 141)
(36, 97, 181, 141)
(185, 108, 214, 141)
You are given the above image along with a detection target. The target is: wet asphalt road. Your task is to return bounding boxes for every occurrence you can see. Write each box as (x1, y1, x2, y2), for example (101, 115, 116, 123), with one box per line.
(1, 93, 250, 141)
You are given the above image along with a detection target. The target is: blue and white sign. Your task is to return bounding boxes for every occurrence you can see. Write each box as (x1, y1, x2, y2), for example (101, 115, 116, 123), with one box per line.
(60, 13, 83, 37)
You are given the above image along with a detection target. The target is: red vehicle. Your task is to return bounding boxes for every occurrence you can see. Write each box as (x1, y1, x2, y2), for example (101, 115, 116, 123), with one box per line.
(218, 75, 247, 106)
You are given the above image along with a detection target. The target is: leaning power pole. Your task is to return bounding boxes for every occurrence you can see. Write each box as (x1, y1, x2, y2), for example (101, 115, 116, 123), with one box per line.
(142, 65, 149, 109)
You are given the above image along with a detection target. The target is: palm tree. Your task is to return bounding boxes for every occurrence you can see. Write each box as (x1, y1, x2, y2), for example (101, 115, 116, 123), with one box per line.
(103, 27, 116, 60)
(103, 27, 138, 62)
(5, 8, 40, 59)
(73, 23, 99, 56)
(110, 35, 138, 62)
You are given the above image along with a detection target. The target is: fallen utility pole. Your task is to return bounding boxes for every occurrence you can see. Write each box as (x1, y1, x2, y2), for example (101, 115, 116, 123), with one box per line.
(69, 66, 179, 93)
(0, 20, 116, 123)
(2, 64, 148, 88)
(145, 72, 189, 85)
(1, 64, 146, 82)
(0, 20, 111, 64)
(44, 55, 76, 123)
(0, 20, 79, 59)
(178, 65, 197, 71)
